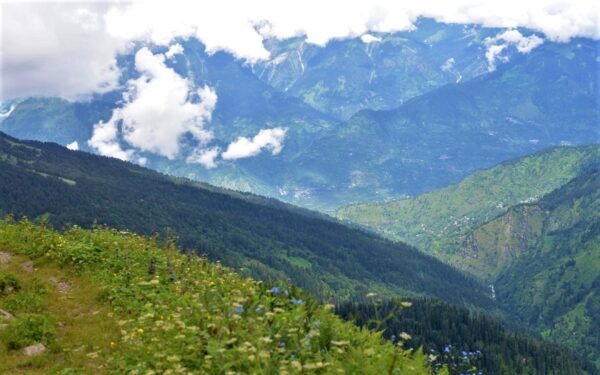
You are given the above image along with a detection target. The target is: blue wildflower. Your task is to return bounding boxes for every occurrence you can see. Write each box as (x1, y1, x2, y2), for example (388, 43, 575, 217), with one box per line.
(234, 305, 244, 315)
(278, 340, 286, 348)
(290, 298, 303, 305)
(270, 286, 280, 294)
(255, 306, 264, 313)
(444, 345, 452, 353)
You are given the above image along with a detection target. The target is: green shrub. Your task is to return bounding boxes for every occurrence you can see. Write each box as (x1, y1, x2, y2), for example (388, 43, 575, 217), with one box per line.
(1, 314, 55, 350)
(0, 273, 22, 294)
(2, 293, 44, 314)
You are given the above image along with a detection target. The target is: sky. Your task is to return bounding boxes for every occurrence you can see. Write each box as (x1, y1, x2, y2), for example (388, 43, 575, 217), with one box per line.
(1, 0, 598, 166)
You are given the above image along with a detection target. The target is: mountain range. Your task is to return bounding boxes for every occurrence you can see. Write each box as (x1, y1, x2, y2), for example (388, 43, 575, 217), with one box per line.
(2, 130, 598, 373)
(1, 16, 598, 373)
(1, 20, 597, 211)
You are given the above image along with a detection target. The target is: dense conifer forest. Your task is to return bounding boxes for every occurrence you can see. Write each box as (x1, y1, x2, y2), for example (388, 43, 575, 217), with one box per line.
(337, 299, 598, 375)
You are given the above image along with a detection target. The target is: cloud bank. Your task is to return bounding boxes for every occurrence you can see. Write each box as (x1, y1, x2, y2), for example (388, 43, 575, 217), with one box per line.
(1, 2, 123, 100)
(2, 0, 599, 100)
(88, 47, 217, 163)
(88, 46, 287, 168)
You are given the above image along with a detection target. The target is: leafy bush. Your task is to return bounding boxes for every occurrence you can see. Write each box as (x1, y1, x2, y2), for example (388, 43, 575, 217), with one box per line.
(2, 293, 44, 314)
(0, 273, 22, 294)
(1, 313, 55, 349)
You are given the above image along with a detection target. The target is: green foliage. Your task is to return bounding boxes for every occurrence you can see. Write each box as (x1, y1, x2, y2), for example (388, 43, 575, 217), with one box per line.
(2, 293, 44, 314)
(0, 273, 22, 294)
(0, 220, 431, 373)
(337, 299, 596, 375)
(1, 314, 55, 350)
(0, 131, 495, 310)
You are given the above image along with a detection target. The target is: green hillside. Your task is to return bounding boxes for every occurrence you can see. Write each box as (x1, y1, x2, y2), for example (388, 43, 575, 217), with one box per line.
(0, 219, 430, 374)
(339, 148, 600, 369)
(491, 168, 600, 368)
(0, 131, 495, 309)
(337, 145, 599, 261)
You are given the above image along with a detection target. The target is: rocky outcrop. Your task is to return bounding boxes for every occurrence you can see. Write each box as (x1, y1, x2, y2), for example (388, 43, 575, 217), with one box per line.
(23, 343, 46, 356)
(458, 204, 544, 281)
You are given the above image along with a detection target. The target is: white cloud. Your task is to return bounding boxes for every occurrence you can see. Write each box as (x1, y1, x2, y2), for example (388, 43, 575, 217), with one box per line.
(1, 2, 125, 100)
(0, 104, 15, 118)
(103, 1, 600, 52)
(88, 47, 217, 161)
(2, 1, 599, 101)
(496, 29, 544, 53)
(66, 141, 79, 151)
(441, 57, 456, 72)
(165, 43, 184, 59)
(222, 128, 288, 160)
(484, 29, 544, 70)
(361, 34, 381, 43)
(86, 46, 290, 168)
(87, 111, 136, 161)
(187, 147, 221, 169)
(485, 44, 508, 71)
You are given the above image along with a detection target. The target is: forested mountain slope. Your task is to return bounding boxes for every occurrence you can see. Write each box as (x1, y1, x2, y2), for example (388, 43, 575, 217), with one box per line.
(254, 18, 497, 120)
(0, 132, 494, 309)
(337, 145, 599, 258)
(338, 147, 600, 368)
(296, 40, 598, 208)
(488, 168, 600, 368)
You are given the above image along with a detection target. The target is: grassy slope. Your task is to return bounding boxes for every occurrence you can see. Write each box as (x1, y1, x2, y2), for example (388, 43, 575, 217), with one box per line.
(0, 251, 119, 373)
(0, 220, 430, 374)
(336, 145, 599, 261)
